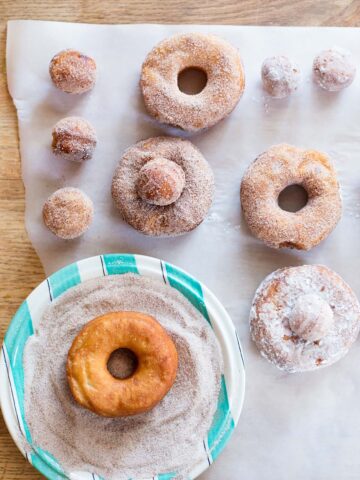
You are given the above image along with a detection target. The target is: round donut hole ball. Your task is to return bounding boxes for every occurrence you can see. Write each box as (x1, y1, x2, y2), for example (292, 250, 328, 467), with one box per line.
(107, 348, 139, 380)
(313, 47, 356, 92)
(289, 293, 334, 342)
(261, 55, 301, 99)
(137, 157, 186, 206)
(52, 116, 97, 162)
(43, 187, 94, 240)
(49, 49, 97, 94)
(177, 67, 208, 95)
(278, 184, 308, 213)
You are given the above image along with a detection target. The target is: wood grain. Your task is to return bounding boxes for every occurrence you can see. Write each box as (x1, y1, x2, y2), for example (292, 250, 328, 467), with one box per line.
(0, 1, 358, 478)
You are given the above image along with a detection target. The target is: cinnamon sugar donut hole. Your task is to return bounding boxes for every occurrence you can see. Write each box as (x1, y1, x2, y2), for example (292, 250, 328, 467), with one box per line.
(140, 33, 245, 132)
(52, 117, 97, 162)
(49, 49, 97, 94)
(250, 265, 360, 373)
(111, 136, 214, 236)
(43, 187, 94, 239)
(261, 55, 301, 98)
(313, 47, 356, 92)
(240, 144, 342, 250)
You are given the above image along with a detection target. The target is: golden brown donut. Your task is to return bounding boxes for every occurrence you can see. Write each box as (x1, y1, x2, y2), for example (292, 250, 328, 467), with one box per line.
(240, 144, 342, 250)
(140, 33, 245, 131)
(67, 311, 178, 417)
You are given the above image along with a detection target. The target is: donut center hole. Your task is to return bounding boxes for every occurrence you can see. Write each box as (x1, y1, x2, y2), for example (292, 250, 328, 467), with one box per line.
(278, 184, 308, 212)
(107, 348, 138, 379)
(177, 67, 208, 95)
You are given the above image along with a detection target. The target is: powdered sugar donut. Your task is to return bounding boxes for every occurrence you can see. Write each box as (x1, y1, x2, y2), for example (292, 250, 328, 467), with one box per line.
(111, 136, 214, 236)
(261, 55, 301, 98)
(250, 265, 360, 373)
(240, 144, 342, 250)
(313, 47, 356, 92)
(140, 33, 245, 132)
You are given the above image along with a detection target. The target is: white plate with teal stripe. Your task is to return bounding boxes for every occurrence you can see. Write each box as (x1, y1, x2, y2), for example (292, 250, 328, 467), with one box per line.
(0, 253, 245, 480)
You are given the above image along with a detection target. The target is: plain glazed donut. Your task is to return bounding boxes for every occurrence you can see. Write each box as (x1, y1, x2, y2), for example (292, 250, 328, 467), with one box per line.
(111, 136, 214, 236)
(67, 311, 178, 417)
(250, 265, 360, 373)
(240, 144, 342, 250)
(140, 33, 245, 132)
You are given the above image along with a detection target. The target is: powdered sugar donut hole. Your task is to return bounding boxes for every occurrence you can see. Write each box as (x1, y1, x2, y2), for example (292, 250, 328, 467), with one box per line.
(313, 47, 356, 92)
(261, 55, 301, 98)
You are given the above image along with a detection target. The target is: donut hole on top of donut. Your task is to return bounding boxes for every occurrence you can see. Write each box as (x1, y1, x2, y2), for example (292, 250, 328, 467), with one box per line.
(107, 348, 139, 380)
(278, 184, 309, 213)
(177, 67, 208, 95)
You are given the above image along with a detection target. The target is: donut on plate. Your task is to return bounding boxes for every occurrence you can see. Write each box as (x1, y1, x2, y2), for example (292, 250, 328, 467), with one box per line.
(111, 136, 214, 237)
(240, 144, 342, 250)
(250, 265, 360, 373)
(140, 33, 245, 131)
(67, 311, 178, 417)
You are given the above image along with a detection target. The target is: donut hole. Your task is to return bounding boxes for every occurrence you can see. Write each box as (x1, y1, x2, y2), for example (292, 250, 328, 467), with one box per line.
(278, 184, 308, 213)
(107, 348, 138, 379)
(177, 67, 208, 95)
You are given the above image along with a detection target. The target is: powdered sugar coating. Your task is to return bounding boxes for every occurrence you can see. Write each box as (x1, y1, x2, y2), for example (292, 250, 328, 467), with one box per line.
(140, 33, 245, 131)
(250, 265, 360, 373)
(261, 55, 301, 98)
(240, 144, 342, 250)
(49, 49, 97, 94)
(52, 116, 97, 162)
(289, 293, 334, 342)
(112, 136, 214, 236)
(43, 187, 94, 239)
(313, 47, 356, 92)
(24, 273, 222, 479)
(137, 157, 185, 206)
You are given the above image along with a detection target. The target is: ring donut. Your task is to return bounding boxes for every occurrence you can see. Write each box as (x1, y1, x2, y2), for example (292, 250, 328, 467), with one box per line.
(240, 144, 342, 250)
(67, 311, 178, 417)
(140, 33, 245, 131)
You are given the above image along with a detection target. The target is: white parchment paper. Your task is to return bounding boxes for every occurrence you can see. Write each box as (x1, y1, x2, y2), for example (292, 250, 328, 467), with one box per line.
(7, 20, 360, 480)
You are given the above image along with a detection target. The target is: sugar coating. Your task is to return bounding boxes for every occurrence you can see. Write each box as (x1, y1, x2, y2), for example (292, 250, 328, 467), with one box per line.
(112, 136, 214, 237)
(24, 273, 222, 479)
(313, 47, 356, 92)
(137, 157, 185, 206)
(42, 187, 94, 239)
(240, 144, 342, 250)
(140, 32, 245, 131)
(289, 293, 334, 342)
(52, 116, 97, 162)
(261, 55, 301, 98)
(49, 49, 97, 94)
(250, 265, 360, 373)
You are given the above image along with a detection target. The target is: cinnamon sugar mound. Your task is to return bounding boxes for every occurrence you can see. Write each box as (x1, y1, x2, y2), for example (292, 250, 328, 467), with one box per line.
(24, 273, 222, 479)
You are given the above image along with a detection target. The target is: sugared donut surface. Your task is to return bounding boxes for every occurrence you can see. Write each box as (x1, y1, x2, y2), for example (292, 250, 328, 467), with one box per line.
(313, 47, 356, 92)
(140, 33, 245, 131)
(250, 265, 360, 373)
(67, 311, 178, 417)
(111, 136, 214, 237)
(43, 187, 94, 239)
(52, 116, 97, 162)
(49, 49, 97, 94)
(240, 144, 342, 250)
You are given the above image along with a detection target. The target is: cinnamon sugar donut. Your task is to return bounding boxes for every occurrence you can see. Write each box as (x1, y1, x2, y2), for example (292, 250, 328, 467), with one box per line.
(261, 55, 301, 98)
(52, 117, 97, 162)
(67, 311, 178, 417)
(240, 144, 342, 250)
(111, 136, 214, 236)
(49, 49, 97, 94)
(43, 187, 94, 239)
(140, 33, 245, 132)
(250, 265, 360, 373)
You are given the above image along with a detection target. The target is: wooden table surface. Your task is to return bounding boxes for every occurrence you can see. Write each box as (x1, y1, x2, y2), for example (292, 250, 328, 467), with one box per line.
(0, 0, 359, 478)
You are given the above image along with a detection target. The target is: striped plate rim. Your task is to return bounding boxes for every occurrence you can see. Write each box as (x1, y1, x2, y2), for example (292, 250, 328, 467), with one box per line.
(0, 253, 245, 480)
